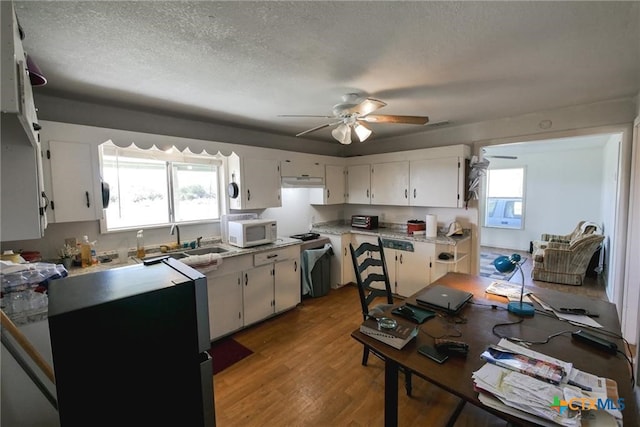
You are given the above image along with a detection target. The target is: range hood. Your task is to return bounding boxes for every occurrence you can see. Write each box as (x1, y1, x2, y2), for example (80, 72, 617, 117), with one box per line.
(281, 175, 325, 188)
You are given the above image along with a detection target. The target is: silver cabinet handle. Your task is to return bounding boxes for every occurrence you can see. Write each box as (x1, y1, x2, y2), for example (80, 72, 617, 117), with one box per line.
(366, 189, 369, 198)
(413, 188, 417, 198)
(400, 254, 403, 264)
(244, 273, 248, 286)
(327, 189, 330, 199)
(294, 261, 297, 271)
(85, 191, 90, 208)
(405, 189, 408, 198)
(247, 189, 251, 201)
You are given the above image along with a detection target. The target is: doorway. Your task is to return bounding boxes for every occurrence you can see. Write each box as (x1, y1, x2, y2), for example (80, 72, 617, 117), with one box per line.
(477, 131, 624, 304)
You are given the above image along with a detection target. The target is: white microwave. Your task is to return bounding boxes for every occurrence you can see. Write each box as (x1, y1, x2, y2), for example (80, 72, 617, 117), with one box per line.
(227, 219, 277, 248)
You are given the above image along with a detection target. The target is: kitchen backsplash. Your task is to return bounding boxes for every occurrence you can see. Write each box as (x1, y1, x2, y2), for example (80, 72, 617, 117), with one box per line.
(1, 187, 477, 261)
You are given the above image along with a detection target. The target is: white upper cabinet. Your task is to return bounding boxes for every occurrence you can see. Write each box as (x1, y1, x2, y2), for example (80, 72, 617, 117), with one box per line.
(346, 164, 371, 204)
(371, 161, 409, 206)
(310, 164, 345, 205)
(228, 154, 281, 209)
(0, 139, 47, 241)
(410, 157, 465, 208)
(46, 140, 102, 223)
(280, 160, 324, 178)
(1, 2, 40, 147)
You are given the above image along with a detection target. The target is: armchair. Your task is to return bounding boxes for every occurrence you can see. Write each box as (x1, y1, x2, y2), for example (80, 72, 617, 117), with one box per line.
(532, 234, 604, 285)
(532, 221, 599, 252)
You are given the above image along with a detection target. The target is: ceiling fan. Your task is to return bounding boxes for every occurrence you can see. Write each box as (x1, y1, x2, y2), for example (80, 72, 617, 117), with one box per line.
(482, 148, 518, 160)
(279, 93, 429, 144)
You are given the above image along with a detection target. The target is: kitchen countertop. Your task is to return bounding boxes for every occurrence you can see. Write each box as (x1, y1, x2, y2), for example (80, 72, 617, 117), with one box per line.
(65, 236, 302, 277)
(311, 221, 471, 246)
(6, 237, 303, 326)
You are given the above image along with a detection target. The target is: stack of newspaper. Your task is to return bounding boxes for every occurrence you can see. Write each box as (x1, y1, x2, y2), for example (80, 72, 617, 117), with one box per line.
(472, 339, 622, 426)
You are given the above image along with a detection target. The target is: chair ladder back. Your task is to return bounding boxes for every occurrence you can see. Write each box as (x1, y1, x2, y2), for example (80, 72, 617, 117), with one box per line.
(349, 239, 394, 319)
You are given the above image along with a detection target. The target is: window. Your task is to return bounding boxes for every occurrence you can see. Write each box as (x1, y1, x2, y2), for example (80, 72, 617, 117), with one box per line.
(484, 167, 525, 229)
(100, 142, 221, 231)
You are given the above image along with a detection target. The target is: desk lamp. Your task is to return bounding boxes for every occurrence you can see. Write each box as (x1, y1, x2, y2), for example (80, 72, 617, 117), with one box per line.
(493, 254, 534, 317)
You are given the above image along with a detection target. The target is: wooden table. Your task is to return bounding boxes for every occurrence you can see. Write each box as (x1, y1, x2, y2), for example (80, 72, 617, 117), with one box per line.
(351, 272, 638, 426)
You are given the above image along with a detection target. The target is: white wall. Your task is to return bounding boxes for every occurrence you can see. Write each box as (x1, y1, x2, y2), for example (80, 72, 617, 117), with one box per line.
(601, 135, 622, 296)
(481, 144, 606, 251)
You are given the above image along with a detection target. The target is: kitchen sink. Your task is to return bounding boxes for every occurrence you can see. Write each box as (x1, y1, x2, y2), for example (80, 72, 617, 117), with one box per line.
(141, 245, 230, 262)
(184, 246, 229, 255)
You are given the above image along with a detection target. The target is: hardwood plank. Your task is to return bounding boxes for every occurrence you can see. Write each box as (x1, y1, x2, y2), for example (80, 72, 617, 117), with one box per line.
(212, 285, 506, 426)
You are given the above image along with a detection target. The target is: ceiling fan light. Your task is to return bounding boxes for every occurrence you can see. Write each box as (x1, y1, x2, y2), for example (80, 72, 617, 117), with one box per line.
(354, 123, 372, 142)
(331, 123, 352, 145)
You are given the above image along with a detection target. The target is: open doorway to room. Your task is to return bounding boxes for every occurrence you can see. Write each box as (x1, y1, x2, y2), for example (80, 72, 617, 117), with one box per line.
(478, 132, 623, 303)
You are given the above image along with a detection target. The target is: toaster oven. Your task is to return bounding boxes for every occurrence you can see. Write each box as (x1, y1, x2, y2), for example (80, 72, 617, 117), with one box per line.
(351, 215, 379, 230)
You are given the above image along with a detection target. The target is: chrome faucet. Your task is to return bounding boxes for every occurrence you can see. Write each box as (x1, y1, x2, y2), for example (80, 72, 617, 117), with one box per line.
(170, 224, 181, 247)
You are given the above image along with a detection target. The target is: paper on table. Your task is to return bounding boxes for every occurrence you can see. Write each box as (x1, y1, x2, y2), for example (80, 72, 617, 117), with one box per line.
(473, 364, 581, 426)
(554, 310, 603, 328)
(529, 294, 603, 328)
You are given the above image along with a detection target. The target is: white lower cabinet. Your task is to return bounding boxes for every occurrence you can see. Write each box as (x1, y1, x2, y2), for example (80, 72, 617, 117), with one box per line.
(324, 233, 355, 288)
(204, 245, 300, 340)
(274, 258, 300, 312)
(352, 234, 435, 297)
(243, 264, 275, 326)
(388, 242, 434, 297)
(207, 272, 243, 340)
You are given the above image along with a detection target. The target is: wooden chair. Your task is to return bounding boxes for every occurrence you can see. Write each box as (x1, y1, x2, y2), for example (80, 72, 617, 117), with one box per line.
(349, 237, 413, 396)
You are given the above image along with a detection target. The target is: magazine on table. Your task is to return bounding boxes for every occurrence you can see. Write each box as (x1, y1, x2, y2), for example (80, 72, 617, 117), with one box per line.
(480, 345, 566, 385)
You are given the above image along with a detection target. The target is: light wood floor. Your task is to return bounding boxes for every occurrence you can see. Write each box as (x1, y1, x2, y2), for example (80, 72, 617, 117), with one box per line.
(213, 285, 508, 427)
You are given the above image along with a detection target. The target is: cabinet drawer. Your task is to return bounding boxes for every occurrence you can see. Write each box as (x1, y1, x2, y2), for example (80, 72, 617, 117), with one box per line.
(254, 247, 294, 266)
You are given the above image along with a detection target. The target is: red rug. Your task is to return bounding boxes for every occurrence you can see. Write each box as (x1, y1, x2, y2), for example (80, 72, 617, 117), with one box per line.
(207, 338, 253, 375)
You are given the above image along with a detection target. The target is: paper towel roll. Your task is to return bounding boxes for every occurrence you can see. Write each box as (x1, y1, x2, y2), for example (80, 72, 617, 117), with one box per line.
(426, 214, 437, 238)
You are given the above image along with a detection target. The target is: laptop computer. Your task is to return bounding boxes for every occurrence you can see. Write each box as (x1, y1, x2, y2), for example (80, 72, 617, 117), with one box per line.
(413, 284, 473, 314)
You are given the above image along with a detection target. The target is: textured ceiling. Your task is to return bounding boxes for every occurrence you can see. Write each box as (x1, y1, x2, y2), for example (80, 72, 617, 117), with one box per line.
(13, 1, 640, 144)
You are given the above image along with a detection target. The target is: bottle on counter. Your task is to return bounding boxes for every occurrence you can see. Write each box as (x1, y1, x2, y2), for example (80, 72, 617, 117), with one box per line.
(90, 240, 98, 265)
(80, 235, 92, 268)
(136, 230, 145, 258)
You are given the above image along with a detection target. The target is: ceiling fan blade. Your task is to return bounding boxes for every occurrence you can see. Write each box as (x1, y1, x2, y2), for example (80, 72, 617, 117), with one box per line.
(362, 115, 429, 125)
(486, 155, 518, 160)
(295, 120, 342, 137)
(278, 114, 335, 118)
(343, 98, 386, 116)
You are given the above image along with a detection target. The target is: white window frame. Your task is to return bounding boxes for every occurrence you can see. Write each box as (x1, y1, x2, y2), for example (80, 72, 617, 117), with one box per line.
(98, 142, 223, 233)
(484, 167, 526, 230)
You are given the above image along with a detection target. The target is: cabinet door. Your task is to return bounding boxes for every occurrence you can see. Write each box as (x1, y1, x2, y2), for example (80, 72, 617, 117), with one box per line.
(325, 164, 345, 205)
(0, 140, 46, 240)
(371, 161, 409, 206)
(310, 165, 345, 205)
(48, 140, 99, 222)
(326, 234, 354, 288)
(243, 158, 281, 209)
(243, 264, 275, 326)
(410, 157, 462, 207)
(274, 258, 300, 312)
(207, 272, 243, 340)
(346, 164, 371, 204)
(395, 243, 433, 297)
